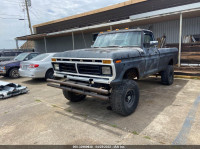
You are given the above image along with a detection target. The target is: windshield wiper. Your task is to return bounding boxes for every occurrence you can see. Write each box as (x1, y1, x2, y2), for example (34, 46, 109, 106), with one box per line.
(121, 45, 138, 48)
(107, 45, 121, 48)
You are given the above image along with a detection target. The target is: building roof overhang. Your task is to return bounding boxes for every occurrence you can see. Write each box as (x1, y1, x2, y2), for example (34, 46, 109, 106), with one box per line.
(16, 2, 200, 41)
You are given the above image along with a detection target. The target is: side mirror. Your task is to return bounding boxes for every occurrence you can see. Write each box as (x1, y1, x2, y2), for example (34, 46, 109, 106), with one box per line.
(150, 41, 158, 46)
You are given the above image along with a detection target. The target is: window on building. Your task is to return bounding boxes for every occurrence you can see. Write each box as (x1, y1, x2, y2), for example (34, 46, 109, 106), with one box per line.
(92, 33, 99, 42)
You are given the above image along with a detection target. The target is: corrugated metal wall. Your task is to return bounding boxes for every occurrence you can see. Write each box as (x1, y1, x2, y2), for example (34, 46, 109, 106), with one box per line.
(34, 33, 93, 53)
(139, 16, 200, 43)
(34, 16, 200, 53)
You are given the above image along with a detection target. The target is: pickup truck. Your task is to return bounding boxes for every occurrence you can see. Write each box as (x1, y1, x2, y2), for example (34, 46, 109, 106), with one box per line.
(0, 50, 23, 62)
(0, 52, 39, 78)
(47, 29, 178, 116)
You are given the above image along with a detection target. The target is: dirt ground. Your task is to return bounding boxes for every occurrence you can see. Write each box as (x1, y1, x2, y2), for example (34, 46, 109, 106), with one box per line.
(0, 76, 200, 145)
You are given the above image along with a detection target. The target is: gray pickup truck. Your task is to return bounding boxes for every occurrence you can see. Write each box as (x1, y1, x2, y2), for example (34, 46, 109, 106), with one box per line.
(48, 29, 178, 116)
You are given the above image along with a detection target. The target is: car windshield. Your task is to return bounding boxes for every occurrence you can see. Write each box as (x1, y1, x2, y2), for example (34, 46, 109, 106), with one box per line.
(14, 53, 29, 61)
(93, 31, 142, 48)
(31, 53, 50, 61)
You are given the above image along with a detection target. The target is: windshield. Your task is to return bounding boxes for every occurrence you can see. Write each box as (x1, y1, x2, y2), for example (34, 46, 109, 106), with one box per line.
(14, 53, 29, 61)
(31, 53, 50, 61)
(93, 32, 141, 48)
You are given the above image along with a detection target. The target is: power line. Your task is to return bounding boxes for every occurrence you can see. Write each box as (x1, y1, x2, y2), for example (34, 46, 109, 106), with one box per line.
(30, 9, 40, 19)
(2, 2, 20, 5)
(3, 0, 20, 4)
(0, 16, 26, 20)
(0, 14, 22, 17)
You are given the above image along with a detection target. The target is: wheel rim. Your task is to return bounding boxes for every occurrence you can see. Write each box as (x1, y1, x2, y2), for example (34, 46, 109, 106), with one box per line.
(12, 69, 19, 78)
(125, 90, 136, 108)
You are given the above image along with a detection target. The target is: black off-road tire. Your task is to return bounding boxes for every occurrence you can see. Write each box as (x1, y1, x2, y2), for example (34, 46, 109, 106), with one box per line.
(161, 65, 174, 85)
(45, 69, 54, 80)
(110, 80, 140, 116)
(9, 68, 20, 78)
(62, 90, 86, 102)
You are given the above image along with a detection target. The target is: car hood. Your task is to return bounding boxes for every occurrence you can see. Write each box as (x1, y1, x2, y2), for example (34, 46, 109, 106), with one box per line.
(53, 48, 143, 60)
(0, 60, 20, 66)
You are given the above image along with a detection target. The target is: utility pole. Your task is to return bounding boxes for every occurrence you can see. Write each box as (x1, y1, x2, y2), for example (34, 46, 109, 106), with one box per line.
(25, 0, 33, 34)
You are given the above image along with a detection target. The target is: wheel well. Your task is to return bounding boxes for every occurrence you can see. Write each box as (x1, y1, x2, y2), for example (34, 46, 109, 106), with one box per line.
(169, 59, 173, 65)
(123, 68, 139, 80)
(7, 67, 19, 75)
(46, 68, 53, 73)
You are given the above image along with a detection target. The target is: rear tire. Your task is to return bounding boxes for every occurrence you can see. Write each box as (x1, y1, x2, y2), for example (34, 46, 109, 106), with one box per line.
(110, 80, 139, 116)
(63, 90, 86, 102)
(161, 65, 174, 85)
(9, 68, 20, 78)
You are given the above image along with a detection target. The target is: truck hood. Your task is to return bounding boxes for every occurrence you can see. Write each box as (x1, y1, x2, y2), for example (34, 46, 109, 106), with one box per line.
(0, 60, 20, 66)
(54, 48, 142, 60)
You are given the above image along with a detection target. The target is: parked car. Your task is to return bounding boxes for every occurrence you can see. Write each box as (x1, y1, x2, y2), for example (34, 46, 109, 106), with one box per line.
(0, 50, 23, 62)
(48, 29, 178, 116)
(19, 53, 56, 80)
(0, 52, 39, 78)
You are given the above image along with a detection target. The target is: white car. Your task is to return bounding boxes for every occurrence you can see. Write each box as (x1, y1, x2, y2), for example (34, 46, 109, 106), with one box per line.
(19, 53, 56, 80)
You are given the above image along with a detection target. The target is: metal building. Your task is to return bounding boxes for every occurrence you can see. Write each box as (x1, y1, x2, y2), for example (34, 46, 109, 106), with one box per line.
(16, 0, 200, 66)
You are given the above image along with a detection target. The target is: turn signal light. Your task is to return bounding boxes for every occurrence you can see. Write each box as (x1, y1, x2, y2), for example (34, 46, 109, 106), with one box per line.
(115, 60, 122, 63)
(52, 58, 56, 62)
(103, 60, 112, 64)
(115, 29, 119, 31)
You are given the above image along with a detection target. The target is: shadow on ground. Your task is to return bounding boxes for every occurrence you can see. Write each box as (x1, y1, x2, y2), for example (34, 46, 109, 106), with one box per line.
(21, 78, 47, 85)
(56, 77, 189, 134)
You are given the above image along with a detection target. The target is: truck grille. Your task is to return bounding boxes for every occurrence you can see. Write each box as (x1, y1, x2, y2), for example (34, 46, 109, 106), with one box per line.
(59, 63, 76, 73)
(77, 64, 102, 75)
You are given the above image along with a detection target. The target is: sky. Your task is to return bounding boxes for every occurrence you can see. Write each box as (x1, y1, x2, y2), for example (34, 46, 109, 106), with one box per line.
(0, 0, 127, 49)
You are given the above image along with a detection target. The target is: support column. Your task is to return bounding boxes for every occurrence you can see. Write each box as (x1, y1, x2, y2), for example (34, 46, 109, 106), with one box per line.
(110, 26, 113, 31)
(81, 31, 87, 48)
(15, 39, 19, 49)
(72, 32, 75, 50)
(178, 13, 183, 67)
(44, 37, 47, 53)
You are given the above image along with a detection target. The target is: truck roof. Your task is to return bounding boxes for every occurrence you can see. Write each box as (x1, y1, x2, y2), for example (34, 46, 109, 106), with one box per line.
(100, 29, 152, 35)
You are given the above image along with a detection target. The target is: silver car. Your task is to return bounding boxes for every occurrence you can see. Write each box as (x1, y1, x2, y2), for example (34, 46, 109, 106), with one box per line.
(19, 53, 56, 80)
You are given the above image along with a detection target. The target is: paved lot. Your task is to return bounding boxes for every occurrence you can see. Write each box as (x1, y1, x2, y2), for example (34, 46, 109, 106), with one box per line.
(0, 76, 200, 145)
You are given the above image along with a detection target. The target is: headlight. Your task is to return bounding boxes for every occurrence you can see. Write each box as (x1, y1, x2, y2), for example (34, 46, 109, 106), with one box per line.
(102, 66, 111, 75)
(54, 64, 59, 71)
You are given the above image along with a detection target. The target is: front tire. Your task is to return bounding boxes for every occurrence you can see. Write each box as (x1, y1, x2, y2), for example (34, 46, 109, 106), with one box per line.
(9, 68, 20, 78)
(45, 69, 54, 80)
(110, 80, 139, 116)
(161, 65, 174, 85)
(63, 90, 86, 102)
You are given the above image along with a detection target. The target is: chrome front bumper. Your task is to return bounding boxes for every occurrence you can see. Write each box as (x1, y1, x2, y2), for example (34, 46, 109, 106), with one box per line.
(54, 72, 111, 84)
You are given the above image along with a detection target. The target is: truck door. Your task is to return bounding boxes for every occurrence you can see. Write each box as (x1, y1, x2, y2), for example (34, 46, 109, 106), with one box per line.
(143, 32, 159, 75)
